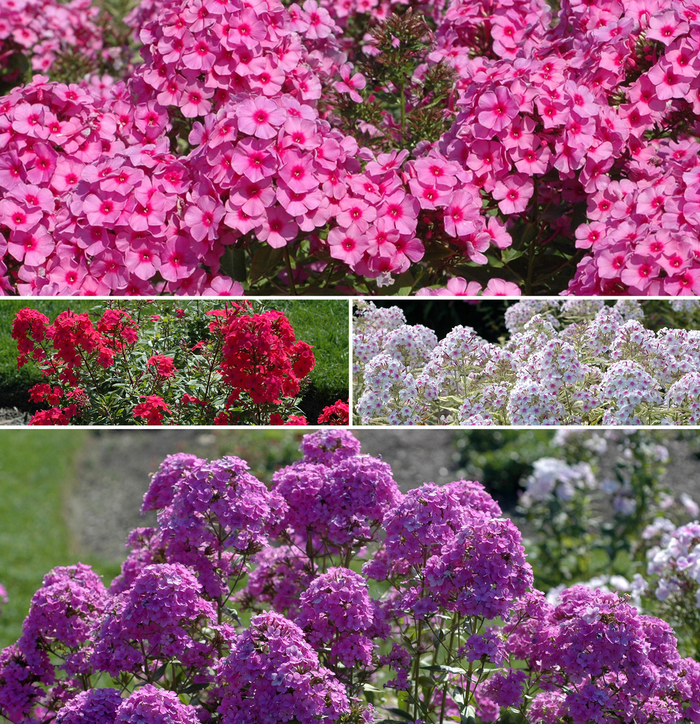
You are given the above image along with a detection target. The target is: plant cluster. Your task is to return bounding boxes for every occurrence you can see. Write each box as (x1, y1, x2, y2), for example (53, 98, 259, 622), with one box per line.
(354, 299, 700, 425)
(509, 429, 700, 663)
(2, 0, 700, 294)
(10, 301, 333, 425)
(2, 430, 700, 724)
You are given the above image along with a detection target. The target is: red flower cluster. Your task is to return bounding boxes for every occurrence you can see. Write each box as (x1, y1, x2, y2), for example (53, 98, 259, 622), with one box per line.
(28, 383, 62, 405)
(12, 307, 140, 385)
(147, 355, 177, 379)
(219, 310, 315, 406)
(133, 395, 172, 425)
(317, 399, 349, 425)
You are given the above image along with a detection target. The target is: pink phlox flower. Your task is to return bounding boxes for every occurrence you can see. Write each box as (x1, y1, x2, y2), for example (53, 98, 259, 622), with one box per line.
(444, 189, 481, 238)
(477, 86, 519, 131)
(328, 224, 369, 267)
(258, 206, 298, 248)
(483, 278, 522, 296)
(7, 228, 54, 266)
(229, 179, 276, 217)
(380, 190, 418, 235)
(336, 196, 376, 230)
(279, 152, 319, 193)
(230, 138, 277, 182)
(249, 57, 286, 97)
(125, 240, 161, 280)
(647, 10, 688, 45)
(492, 175, 533, 215)
(302, 0, 335, 39)
(334, 63, 366, 103)
(479, 216, 512, 250)
(184, 195, 225, 241)
(237, 97, 287, 139)
(282, 118, 321, 150)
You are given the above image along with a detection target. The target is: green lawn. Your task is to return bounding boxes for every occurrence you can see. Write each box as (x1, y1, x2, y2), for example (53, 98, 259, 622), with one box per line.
(0, 431, 120, 648)
(268, 300, 349, 420)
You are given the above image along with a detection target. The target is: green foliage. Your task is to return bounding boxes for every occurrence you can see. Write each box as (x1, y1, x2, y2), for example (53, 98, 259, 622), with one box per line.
(0, 431, 120, 648)
(638, 301, 700, 332)
(0, 45, 32, 95)
(335, 9, 457, 152)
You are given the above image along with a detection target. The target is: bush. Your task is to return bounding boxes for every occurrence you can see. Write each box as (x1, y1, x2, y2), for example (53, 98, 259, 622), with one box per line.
(355, 299, 700, 425)
(12, 301, 346, 425)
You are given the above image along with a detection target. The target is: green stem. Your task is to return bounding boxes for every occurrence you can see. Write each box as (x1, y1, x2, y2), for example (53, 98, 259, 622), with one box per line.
(284, 246, 297, 295)
(400, 83, 407, 146)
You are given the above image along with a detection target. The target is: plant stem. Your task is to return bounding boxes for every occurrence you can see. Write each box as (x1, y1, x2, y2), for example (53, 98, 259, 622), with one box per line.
(399, 82, 407, 145)
(284, 246, 297, 295)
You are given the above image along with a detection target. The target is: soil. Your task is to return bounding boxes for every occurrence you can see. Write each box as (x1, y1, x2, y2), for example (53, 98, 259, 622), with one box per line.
(65, 429, 700, 564)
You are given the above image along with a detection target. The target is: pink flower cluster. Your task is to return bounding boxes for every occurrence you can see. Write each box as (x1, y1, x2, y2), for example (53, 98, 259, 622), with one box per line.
(2, 0, 700, 293)
(0, 0, 106, 77)
(0, 77, 244, 294)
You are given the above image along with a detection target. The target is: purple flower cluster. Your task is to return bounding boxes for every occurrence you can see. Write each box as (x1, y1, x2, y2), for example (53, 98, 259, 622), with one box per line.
(218, 611, 349, 724)
(298, 428, 362, 465)
(141, 453, 287, 597)
(505, 586, 700, 724)
(56, 688, 123, 724)
(424, 514, 532, 620)
(272, 439, 401, 552)
(92, 563, 216, 677)
(297, 567, 377, 668)
(18, 564, 109, 678)
(365, 479, 501, 579)
(237, 544, 312, 616)
(56, 684, 202, 724)
(0, 645, 49, 723)
(2, 431, 700, 724)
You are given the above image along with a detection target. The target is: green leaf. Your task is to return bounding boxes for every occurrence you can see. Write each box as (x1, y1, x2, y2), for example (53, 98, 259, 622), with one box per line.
(151, 662, 169, 681)
(182, 683, 209, 695)
(363, 684, 384, 693)
(500, 247, 524, 263)
(384, 707, 415, 721)
(249, 246, 283, 283)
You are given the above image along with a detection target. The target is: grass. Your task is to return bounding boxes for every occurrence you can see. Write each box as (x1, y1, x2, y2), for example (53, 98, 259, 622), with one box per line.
(0, 431, 121, 648)
(267, 299, 349, 420)
(0, 299, 349, 420)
